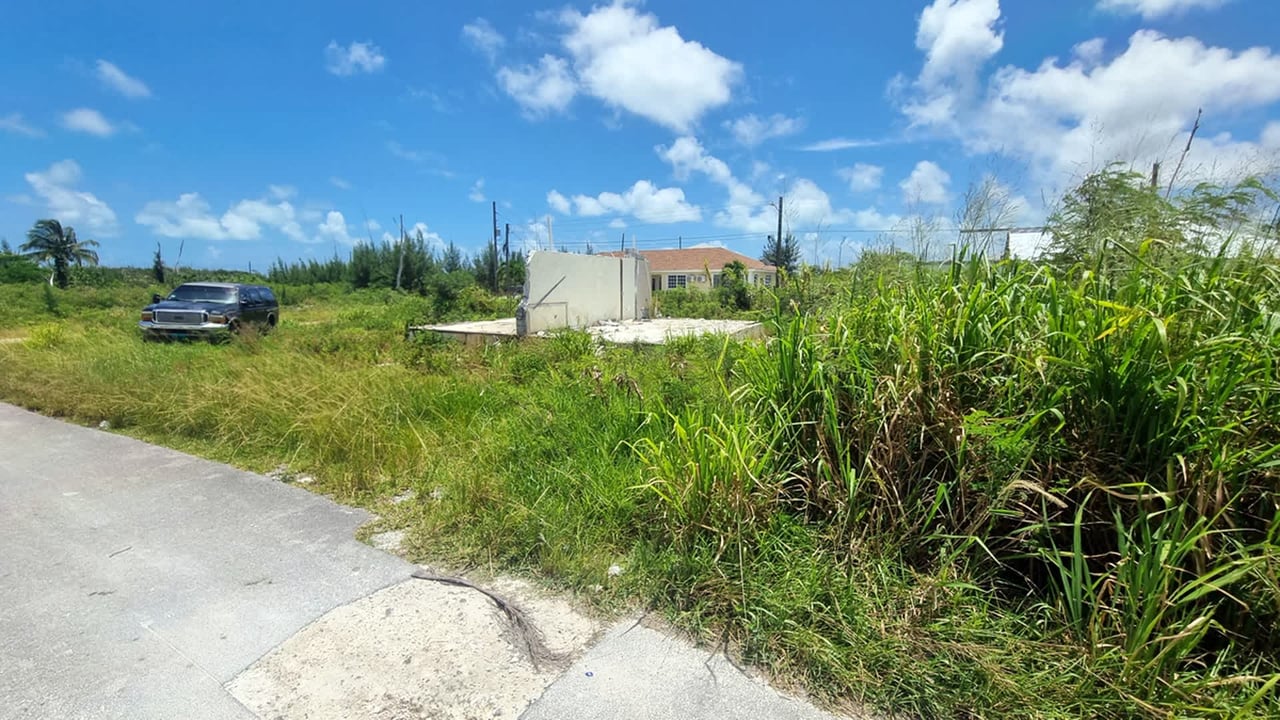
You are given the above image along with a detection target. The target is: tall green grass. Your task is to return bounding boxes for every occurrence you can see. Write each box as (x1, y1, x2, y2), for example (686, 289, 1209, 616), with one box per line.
(634, 234, 1280, 714)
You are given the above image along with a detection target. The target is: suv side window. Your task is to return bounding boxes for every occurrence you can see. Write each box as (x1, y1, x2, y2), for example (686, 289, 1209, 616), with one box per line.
(241, 288, 260, 305)
(259, 287, 276, 304)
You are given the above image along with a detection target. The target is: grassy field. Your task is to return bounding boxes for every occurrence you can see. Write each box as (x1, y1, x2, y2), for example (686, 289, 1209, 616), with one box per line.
(2, 229, 1278, 717)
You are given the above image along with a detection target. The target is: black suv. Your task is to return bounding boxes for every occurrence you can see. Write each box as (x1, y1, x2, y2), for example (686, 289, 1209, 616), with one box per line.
(140, 282, 279, 340)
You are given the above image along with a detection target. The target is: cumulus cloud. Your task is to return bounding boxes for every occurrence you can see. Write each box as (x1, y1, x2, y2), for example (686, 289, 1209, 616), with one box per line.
(725, 113, 804, 147)
(901, 161, 951, 205)
(95, 60, 150, 98)
(496, 56, 578, 116)
(469, 178, 487, 203)
(658, 135, 766, 228)
(899, 1, 1280, 185)
(839, 163, 885, 192)
(136, 190, 308, 243)
(495, 0, 740, 131)
(325, 41, 386, 76)
(317, 211, 356, 244)
(546, 190, 572, 214)
(568, 180, 701, 223)
(560, 1, 741, 131)
(462, 19, 505, 63)
(410, 222, 445, 247)
(0, 113, 42, 137)
(1098, 0, 1230, 19)
(901, 0, 1004, 131)
(24, 160, 118, 235)
(61, 108, 117, 137)
(656, 136, 896, 236)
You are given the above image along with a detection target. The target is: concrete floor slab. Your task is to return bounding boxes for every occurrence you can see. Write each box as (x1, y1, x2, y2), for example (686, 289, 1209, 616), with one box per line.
(415, 317, 764, 346)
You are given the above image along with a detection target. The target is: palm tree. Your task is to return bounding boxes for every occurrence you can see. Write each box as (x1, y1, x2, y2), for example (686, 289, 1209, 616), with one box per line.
(21, 219, 100, 289)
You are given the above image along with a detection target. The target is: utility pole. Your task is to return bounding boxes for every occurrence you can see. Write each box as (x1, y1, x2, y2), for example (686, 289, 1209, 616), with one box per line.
(547, 216, 555, 251)
(394, 214, 406, 291)
(504, 223, 510, 265)
(678, 235, 682, 250)
(491, 201, 499, 292)
(776, 195, 784, 259)
(620, 233, 625, 252)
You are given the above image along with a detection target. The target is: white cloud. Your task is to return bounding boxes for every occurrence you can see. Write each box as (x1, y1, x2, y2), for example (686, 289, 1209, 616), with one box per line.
(839, 163, 885, 192)
(136, 191, 308, 243)
(268, 184, 296, 200)
(569, 180, 701, 223)
(325, 41, 386, 76)
(366, 219, 382, 232)
(317, 211, 355, 244)
(469, 178, 486, 203)
(916, 0, 1004, 89)
(1098, 0, 1229, 19)
(801, 138, 883, 152)
(900, 2, 1280, 186)
(658, 135, 766, 226)
(547, 190, 572, 214)
(902, 0, 1004, 130)
(497, 55, 578, 117)
(95, 60, 150, 98)
(901, 161, 951, 205)
(330, 176, 352, 190)
(0, 113, 43, 137)
(462, 19, 506, 63)
(726, 113, 804, 147)
(61, 108, 117, 137)
(24, 160, 118, 236)
(559, 1, 741, 132)
(409, 222, 444, 248)
(655, 135, 887, 236)
(493, 1, 740, 131)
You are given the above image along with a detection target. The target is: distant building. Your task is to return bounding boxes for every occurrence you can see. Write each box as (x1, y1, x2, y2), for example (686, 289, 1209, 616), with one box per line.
(602, 247, 777, 291)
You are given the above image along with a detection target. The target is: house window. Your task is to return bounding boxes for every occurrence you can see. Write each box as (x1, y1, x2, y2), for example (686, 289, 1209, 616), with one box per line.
(763, 274, 774, 286)
(712, 273, 722, 287)
(667, 274, 687, 289)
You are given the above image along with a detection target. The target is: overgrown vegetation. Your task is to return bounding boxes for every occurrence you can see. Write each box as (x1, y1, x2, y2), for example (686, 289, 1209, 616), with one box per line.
(268, 229, 525, 294)
(1, 169, 1277, 718)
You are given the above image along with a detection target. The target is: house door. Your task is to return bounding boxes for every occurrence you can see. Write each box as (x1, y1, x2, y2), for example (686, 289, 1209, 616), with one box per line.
(652, 276, 660, 291)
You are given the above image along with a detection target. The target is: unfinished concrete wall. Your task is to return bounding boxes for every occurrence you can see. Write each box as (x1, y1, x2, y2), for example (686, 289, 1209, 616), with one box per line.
(516, 251, 651, 335)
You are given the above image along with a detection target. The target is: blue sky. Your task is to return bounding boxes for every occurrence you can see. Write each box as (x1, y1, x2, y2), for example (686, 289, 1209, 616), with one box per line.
(2, 0, 1279, 269)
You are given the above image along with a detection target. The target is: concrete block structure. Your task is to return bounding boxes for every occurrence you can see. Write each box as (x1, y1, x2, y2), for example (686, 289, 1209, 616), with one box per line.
(516, 251, 651, 335)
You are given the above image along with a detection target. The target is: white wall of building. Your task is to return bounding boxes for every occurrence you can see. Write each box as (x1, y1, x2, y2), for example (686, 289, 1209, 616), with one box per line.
(517, 251, 651, 335)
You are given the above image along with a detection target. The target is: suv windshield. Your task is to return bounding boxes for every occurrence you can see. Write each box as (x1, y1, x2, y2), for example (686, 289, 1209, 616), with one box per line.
(166, 285, 237, 304)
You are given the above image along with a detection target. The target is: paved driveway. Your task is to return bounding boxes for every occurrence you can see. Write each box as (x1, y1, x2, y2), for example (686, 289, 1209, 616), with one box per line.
(0, 403, 413, 719)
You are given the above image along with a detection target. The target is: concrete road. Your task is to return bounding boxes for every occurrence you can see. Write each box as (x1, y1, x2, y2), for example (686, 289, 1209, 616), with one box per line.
(0, 402, 848, 720)
(521, 621, 847, 720)
(0, 403, 413, 719)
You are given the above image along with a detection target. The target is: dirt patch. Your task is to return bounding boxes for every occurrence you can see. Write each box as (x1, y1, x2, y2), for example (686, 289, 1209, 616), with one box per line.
(227, 573, 602, 719)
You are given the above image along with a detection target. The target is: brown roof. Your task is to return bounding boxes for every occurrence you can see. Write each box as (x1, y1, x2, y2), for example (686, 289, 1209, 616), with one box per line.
(601, 247, 775, 273)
